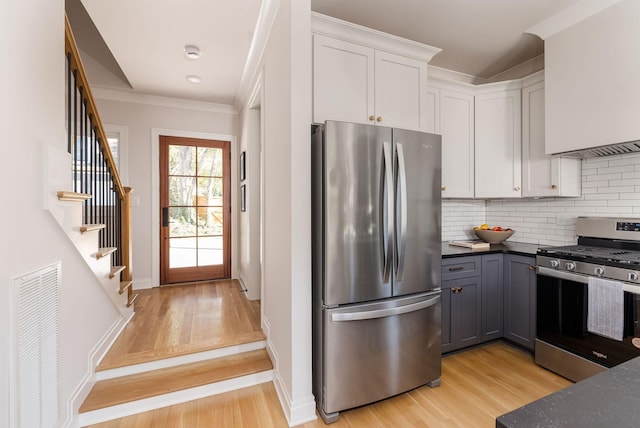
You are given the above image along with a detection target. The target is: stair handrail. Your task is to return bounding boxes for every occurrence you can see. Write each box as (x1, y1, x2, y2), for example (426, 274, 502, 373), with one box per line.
(65, 14, 134, 305)
(64, 15, 124, 196)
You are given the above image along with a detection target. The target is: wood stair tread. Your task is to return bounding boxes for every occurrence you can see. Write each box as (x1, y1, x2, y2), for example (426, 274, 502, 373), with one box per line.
(127, 293, 139, 307)
(94, 247, 117, 259)
(80, 224, 106, 233)
(109, 266, 126, 279)
(119, 280, 133, 295)
(79, 349, 272, 413)
(96, 330, 267, 371)
(57, 191, 92, 201)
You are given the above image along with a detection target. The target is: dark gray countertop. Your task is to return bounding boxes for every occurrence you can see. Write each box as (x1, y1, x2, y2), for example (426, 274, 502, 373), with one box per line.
(496, 356, 640, 428)
(442, 241, 540, 258)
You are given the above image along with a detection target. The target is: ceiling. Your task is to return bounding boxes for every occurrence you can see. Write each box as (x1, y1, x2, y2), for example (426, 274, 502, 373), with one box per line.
(71, 0, 583, 106)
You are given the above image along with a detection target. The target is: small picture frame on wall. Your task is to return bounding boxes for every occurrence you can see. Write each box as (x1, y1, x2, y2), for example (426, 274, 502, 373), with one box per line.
(240, 184, 246, 212)
(240, 151, 246, 181)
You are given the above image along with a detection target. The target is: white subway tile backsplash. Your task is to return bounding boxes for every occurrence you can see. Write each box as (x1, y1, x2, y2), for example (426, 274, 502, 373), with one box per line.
(442, 153, 640, 246)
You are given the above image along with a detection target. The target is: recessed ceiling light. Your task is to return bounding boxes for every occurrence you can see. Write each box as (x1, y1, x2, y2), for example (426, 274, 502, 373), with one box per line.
(186, 75, 202, 84)
(184, 45, 201, 60)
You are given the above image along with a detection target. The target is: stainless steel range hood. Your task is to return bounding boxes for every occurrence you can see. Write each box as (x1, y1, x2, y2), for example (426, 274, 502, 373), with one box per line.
(554, 140, 640, 158)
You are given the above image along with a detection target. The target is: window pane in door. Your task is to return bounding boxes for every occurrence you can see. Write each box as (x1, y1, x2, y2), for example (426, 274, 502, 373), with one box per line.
(170, 237, 197, 268)
(198, 207, 223, 236)
(169, 177, 196, 206)
(169, 207, 197, 237)
(197, 147, 223, 177)
(198, 236, 223, 266)
(169, 145, 196, 176)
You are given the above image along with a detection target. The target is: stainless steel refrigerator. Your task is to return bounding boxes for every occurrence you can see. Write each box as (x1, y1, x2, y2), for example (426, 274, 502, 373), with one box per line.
(312, 120, 442, 423)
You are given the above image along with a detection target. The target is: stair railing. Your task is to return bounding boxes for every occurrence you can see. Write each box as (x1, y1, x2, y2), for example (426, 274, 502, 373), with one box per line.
(64, 15, 135, 306)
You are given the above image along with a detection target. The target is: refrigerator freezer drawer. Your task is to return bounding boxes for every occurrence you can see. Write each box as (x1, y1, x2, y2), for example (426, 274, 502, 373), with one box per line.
(322, 292, 441, 415)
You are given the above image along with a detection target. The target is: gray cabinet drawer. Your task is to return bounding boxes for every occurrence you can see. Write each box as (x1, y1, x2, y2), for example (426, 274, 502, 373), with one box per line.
(442, 256, 481, 281)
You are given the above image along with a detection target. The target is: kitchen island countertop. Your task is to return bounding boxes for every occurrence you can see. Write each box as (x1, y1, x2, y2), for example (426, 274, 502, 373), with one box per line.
(496, 355, 640, 427)
(442, 241, 541, 258)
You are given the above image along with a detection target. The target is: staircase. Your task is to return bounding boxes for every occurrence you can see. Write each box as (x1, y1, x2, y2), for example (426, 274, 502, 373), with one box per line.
(76, 281, 272, 426)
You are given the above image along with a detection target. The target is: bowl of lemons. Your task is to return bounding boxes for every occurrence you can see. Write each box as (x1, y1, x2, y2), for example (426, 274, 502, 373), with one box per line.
(473, 224, 515, 244)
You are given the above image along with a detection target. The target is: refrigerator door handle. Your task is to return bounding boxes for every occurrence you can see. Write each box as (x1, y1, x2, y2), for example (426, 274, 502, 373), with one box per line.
(331, 295, 440, 322)
(382, 141, 394, 284)
(395, 142, 408, 281)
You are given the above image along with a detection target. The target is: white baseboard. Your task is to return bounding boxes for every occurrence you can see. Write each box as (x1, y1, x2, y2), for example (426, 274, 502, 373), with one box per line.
(62, 314, 131, 428)
(132, 277, 153, 290)
(263, 315, 316, 427)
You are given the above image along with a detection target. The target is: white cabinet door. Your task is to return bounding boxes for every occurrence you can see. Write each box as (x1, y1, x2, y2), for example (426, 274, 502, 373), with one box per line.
(439, 89, 475, 198)
(374, 50, 429, 131)
(424, 87, 439, 134)
(522, 81, 581, 197)
(475, 90, 522, 198)
(313, 34, 374, 125)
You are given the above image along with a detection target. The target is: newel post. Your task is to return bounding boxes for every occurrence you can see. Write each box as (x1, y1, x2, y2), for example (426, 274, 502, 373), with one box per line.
(122, 187, 134, 301)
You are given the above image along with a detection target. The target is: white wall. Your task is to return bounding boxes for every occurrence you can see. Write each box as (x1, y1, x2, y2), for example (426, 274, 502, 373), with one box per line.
(237, 0, 315, 424)
(2, 1, 122, 426)
(442, 153, 640, 246)
(93, 95, 239, 288)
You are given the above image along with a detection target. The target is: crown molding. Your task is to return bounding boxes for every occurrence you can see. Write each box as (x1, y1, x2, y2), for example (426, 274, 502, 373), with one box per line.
(526, 0, 623, 40)
(311, 12, 441, 63)
(235, 0, 280, 110)
(91, 86, 237, 114)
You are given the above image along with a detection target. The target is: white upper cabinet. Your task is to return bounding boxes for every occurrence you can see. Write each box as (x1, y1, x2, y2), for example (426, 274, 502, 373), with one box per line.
(475, 88, 522, 198)
(436, 87, 475, 198)
(313, 35, 374, 126)
(522, 76, 581, 197)
(374, 50, 429, 130)
(311, 13, 440, 131)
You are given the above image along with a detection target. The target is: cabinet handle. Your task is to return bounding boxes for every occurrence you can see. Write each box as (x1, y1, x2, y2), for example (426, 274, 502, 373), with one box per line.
(551, 184, 558, 189)
(529, 265, 536, 271)
(448, 266, 464, 272)
(369, 115, 375, 121)
(441, 186, 446, 191)
(514, 186, 521, 191)
(376, 116, 383, 122)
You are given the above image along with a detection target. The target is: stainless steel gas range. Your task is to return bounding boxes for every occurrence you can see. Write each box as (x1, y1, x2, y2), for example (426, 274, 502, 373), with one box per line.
(535, 217, 640, 382)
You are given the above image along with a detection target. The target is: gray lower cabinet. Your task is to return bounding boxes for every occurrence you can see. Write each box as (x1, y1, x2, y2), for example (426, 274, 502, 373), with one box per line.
(442, 256, 482, 353)
(481, 254, 503, 342)
(503, 254, 536, 350)
(442, 252, 536, 354)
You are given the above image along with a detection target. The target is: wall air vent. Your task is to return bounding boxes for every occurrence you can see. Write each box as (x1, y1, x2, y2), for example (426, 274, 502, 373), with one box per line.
(557, 140, 640, 158)
(11, 262, 60, 428)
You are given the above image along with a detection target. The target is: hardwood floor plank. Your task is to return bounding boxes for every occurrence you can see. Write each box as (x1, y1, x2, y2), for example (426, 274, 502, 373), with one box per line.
(89, 342, 572, 427)
(81, 349, 272, 412)
(97, 280, 264, 371)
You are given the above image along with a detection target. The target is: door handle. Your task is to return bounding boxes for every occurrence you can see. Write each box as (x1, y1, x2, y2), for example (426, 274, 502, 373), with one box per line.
(395, 142, 408, 282)
(382, 141, 394, 284)
(162, 207, 169, 227)
(331, 295, 440, 322)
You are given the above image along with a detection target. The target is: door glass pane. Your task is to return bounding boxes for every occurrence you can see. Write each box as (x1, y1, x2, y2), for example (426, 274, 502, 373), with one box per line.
(169, 207, 197, 237)
(170, 237, 197, 268)
(198, 207, 223, 236)
(199, 236, 223, 266)
(169, 177, 196, 206)
(198, 147, 223, 177)
(196, 177, 223, 202)
(169, 145, 196, 176)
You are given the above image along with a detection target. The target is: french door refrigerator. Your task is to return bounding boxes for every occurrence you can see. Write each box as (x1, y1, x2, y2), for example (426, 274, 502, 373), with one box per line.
(312, 120, 442, 423)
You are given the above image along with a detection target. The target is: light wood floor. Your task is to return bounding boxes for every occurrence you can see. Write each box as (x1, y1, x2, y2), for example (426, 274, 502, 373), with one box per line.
(89, 341, 572, 427)
(97, 280, 264, 371)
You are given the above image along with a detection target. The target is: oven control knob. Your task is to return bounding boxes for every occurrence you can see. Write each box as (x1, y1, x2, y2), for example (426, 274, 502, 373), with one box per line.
(565, 262, 576, 271)
(594, 267, 605, 276)
(550, 260, 560, 268)
(629, 272, 639, 282)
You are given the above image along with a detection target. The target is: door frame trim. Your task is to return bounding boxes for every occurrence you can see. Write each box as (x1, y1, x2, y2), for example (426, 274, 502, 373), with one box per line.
(151, 128, 238, 288)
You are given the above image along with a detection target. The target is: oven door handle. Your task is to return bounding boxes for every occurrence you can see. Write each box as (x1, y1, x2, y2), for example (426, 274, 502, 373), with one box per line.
(537, 266, 588, 284)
